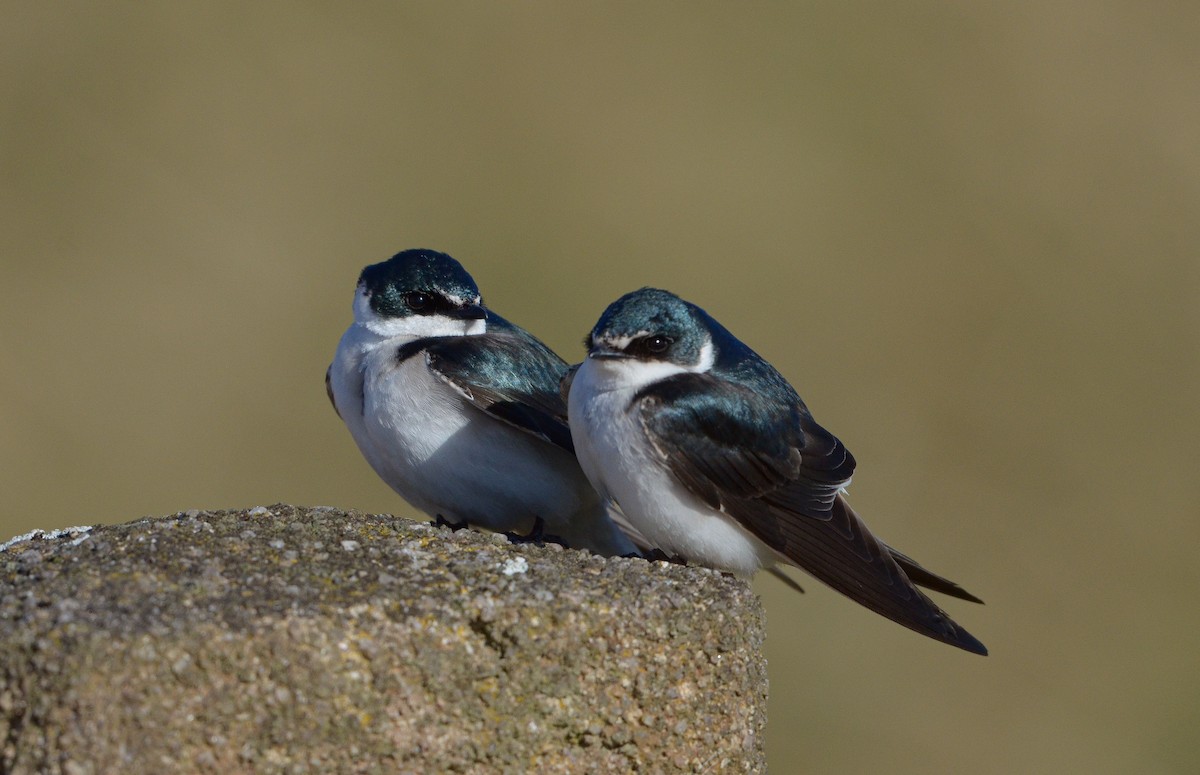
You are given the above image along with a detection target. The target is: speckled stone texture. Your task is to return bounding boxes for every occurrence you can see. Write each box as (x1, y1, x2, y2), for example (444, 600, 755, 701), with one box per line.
(0, 505, 767, 774)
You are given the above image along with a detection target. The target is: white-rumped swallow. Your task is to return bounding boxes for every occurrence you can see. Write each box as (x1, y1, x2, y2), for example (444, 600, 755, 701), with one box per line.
(566, 287, 986, 654)
(328, 249, 637, 557)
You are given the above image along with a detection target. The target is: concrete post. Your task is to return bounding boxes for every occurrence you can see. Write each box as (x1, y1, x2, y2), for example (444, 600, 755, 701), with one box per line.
(0, 505, 768, 774)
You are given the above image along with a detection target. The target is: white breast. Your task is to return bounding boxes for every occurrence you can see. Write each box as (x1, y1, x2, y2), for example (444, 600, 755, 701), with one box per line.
(568, 358, 779, 576)
(329, 324, 635, 555)
(329, 325, 457, 516)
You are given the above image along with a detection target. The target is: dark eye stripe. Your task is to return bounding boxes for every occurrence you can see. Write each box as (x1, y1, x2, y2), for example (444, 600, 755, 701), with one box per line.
(404, 291, 460, 315)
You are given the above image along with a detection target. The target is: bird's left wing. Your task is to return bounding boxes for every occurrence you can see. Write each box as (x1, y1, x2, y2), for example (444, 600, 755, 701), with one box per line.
(635, 372, 854, 514)
(559, 362, 580, 407)
(325, 366, 341, 418)
(635, 372, 987, 655)
(422, 331, 575, 454)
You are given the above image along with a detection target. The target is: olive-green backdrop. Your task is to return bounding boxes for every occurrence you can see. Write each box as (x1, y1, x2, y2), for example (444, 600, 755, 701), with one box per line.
(4, 4, 1197, 772)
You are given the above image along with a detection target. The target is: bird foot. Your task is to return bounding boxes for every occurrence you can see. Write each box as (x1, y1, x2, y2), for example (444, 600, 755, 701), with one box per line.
(431, 514, 469, 531)
(639, 548, 688, 565)
(504, 516, 569, 548)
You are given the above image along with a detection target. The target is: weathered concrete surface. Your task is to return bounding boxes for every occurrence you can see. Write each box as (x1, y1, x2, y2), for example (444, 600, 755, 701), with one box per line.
(0, 505, 767, 774)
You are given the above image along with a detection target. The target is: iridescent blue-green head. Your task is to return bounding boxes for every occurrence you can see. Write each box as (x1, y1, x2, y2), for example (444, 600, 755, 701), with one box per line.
(585, 288, 716, 373)
(353, 249, 487, 337)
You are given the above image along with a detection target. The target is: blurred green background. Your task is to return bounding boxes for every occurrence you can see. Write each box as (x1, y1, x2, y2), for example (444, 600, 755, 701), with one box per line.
(3, 3, 1197, 772)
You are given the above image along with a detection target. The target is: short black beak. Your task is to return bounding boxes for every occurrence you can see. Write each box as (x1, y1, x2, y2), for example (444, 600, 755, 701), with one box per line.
(587, 348, 627, 360)
(448, 303, 487, 321)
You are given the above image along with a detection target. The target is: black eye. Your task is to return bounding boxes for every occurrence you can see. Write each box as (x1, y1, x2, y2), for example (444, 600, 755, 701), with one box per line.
(646, 335, 671, 353)
(639, 334, 672, 355)
(405, 291, 433, 312)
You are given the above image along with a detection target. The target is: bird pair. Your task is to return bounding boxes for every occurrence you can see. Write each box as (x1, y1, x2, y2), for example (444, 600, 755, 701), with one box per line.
(327, 249, 986, 655)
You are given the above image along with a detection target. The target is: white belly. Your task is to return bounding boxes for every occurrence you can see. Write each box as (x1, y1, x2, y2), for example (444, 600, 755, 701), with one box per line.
(568, 360, 777, 576)
(329, 330, 635, 555)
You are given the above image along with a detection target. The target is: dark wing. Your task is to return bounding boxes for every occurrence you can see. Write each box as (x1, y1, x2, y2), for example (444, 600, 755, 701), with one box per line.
(883, 543, 984, 604)
(637, 373, 986, 655)
(636, 373, 853, 511)
(420, 331, 575, 454)
(559, 362, 580, 407)
(325, 366, 341, 418)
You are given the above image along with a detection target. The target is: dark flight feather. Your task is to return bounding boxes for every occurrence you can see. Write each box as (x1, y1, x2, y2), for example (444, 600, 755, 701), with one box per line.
(634, 371, 986, 655)
(409, 315, 576, 454)
(325, 366, 341, 419)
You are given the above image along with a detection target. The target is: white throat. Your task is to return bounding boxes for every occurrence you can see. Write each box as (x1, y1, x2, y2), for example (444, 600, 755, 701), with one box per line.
(584, 338, 714, 394)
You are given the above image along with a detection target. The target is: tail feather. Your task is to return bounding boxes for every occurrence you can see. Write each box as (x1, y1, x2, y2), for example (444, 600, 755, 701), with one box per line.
(885, 544, 984, 604)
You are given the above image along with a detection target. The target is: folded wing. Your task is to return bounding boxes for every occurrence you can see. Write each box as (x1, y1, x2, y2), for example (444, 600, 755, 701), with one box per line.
(636, 372, 986, 655)
(420, 329, 575, 454)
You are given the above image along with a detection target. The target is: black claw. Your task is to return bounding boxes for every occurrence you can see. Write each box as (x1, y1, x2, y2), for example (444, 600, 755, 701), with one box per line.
(432, 514, 469, 531)
(504, 516, 570, 548)
(638, 548, 686, 564)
